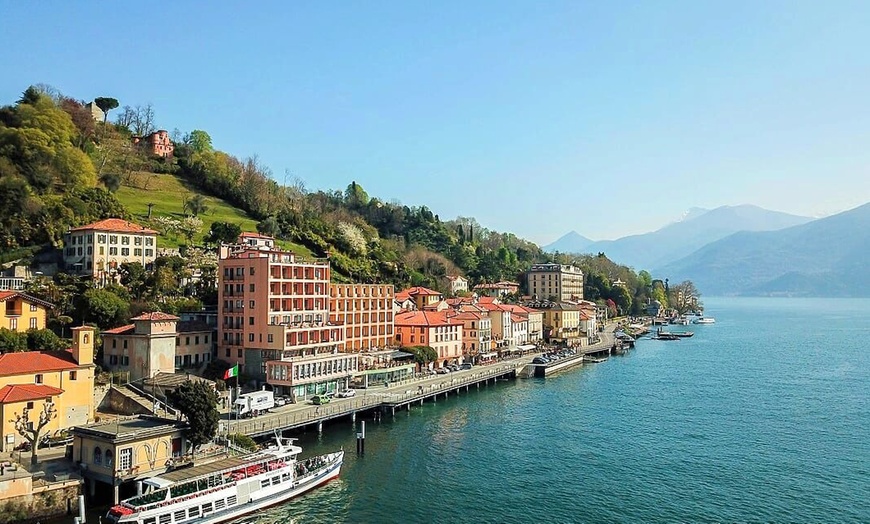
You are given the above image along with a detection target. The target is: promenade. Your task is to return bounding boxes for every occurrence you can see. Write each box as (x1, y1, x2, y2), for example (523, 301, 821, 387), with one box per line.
(225, 323, 619, 439)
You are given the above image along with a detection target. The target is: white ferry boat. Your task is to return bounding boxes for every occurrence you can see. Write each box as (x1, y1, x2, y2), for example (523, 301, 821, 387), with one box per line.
(693, 317, 716, 324)
(104, 437, 343, 524)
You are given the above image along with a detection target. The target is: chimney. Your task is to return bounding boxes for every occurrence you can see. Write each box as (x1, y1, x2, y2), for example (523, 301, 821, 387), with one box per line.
(71, 326, 96, 365)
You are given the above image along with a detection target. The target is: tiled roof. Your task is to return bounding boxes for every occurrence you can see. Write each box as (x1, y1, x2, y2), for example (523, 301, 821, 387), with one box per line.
(131, 312, 180, 321)
(239, 232, 274, 239)
(70, 218, 157, 235)
(0, 291, 54, 308)
(510, 313, 527, 323)
(398, 286, 442, 297)
(395, 310, 462, 327)
(102, 324, 135, 335)
(0, 384, 65, 404)
(449, 311, 485, 321)
(0, 351, 80, 377)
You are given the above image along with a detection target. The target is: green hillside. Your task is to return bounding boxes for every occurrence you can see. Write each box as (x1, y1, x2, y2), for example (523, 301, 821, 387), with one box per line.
(114, 172, 313, 256)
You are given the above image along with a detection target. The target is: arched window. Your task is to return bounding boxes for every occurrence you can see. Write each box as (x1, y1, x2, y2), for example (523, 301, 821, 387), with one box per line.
(84, 334, 90, 344)
(93, 446, 102, 465)
(105, 449, 113, 468)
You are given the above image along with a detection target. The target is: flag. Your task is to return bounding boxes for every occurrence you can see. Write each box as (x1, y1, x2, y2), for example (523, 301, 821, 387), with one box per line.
(223, 364, 239, 380)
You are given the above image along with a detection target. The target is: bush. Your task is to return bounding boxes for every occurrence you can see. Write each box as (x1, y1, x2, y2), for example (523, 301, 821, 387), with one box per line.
(228, 433, 257, 451)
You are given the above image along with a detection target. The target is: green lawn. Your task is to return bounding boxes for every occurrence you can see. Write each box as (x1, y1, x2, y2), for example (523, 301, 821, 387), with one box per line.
(114, 172, 314, 257)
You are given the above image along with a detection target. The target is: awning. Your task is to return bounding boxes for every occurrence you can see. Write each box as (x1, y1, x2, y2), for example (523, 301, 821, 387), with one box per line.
(516, 344, 536, 351)
(479, 352, 498, 359)
(143, 477, 173, 489)
(389, 350, 415, 360)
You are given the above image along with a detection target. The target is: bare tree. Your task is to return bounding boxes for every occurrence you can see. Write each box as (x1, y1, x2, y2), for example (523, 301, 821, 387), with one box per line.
(12, 400, 57, 465)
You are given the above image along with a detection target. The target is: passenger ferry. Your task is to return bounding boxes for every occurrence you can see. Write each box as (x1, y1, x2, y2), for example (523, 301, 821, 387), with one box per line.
(104, 437, 343, 524)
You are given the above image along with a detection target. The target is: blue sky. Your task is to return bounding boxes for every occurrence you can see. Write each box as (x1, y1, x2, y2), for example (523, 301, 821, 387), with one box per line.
(2, 1, 869, 244)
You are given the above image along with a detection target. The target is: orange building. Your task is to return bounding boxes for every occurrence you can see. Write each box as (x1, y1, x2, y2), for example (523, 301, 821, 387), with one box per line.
(132, 129, 174, 157)
(0, 291, 52, 332)
(394, 310, 463, 368)
(395, 286, 443, 311)
(217, 238, 342, 380)
(329, 284, 395, 351)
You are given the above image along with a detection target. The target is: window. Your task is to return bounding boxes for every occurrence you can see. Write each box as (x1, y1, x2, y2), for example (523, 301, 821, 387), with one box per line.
(93, 447, 102, 465)
(176, 337, 180, 347)
(123, 340, 128, 349)
(185, 337, 190, 345)
(237, 348, 243, 358)
(26, 401, 34, 409)
(248, 333, 254, 342)
(9, 318, 16, 331)
(109, 247, 118, 256)
(249, 300, 255, 309)
(35, 374, 43, 384)
(121, 236, 130, 245)
(173, 510, 186, 522)
(118, 448, 131, 469)
(195, 336, 200, 345)
(109, 235, 118, 244)
(30, 304, 38, 312)
(202, 503, 213, 514)
(145, 238, 154, 246)
(70, 370, 77, 380)
(249, 284, 255, 292)
(188, 507, 199, 518)
(159, 514, 171, 524)
(99, 246, 104, 255)
(121, 248, 130, 256)
(135, 237, 143, 246)
(30, 318, 38, 329)
(105, 449, 113, 468)
(134, 248, 142, 256)
(145, 249, 153, 257)
(97, 234, 106, 243)
(249, 316, 255, 326)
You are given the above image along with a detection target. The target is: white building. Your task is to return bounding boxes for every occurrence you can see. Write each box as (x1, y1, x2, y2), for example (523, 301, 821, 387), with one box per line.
(63, 218, 158, 284)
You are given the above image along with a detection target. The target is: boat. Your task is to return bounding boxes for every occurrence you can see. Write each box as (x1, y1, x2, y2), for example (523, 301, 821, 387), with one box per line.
(652, 333, 680, 340)
(583, 356, 607, 363)
(693, 317, 715, 324)
(104, 436, 344, 524)
(669, 331, 694, 338)
(670, 317, 690, 325)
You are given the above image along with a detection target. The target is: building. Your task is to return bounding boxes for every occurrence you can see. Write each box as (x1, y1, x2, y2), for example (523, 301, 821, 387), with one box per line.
(394, 287, 443, 312)
(71, 416, 188, 503)
(0, 266, 32, 291)
(0, 327, 96, 453)
(527, 264, 584, 302)
(0, 291, 52, 332)
(85, 101, 104, 122)
(445, 275, 468, 296)
(473, 281, 520, 298)
(63, 218, 158, 283)
(132, 130, 174, 158)
(265, 352, 359, 400)
(102, 312, 214, 381)
(446, 308, 492, 362)
(532, 302, 583, 345)
(394, 310, 463, 368)
(328, 284, 395, 351)
(217, 236, 343, 381)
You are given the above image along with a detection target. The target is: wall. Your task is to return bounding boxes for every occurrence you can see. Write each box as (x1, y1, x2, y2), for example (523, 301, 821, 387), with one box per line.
(0, 479, 81, 524)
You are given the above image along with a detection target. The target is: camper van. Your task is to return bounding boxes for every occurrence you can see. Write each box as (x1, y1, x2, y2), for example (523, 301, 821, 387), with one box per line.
(234, 390, 275, 417)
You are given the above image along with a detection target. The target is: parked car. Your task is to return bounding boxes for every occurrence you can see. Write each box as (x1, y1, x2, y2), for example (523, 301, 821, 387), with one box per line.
(436, 367, 449, 374)
(532, 357, 548, 365)
(337, 389, 356, 398)
(311, 395, 331, 405)
(460, 363, 473, 370)
(275, 397, 287, 407)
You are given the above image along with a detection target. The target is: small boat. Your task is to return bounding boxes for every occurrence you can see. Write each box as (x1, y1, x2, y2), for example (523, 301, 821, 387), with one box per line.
(104, 436, 343, 524)
(693, 317, 715, 324)
(670, 331, 694, 338)
(652, 333, 680, 340)
(583, 356, 607, 363)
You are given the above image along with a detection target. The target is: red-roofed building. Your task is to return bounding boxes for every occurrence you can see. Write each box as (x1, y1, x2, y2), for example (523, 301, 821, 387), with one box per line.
(63, 218, 158, 283)
(473, 281, 520, 298)
(0, 290, 53, 332)
(394, 310, 463, 368)
(446, 310, 492, 362)
(0, 327, 96, 452)
(395, 287, 443, 311)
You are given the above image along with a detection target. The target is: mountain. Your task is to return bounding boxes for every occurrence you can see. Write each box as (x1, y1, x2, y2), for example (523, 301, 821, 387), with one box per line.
(656, 203, 870, 296)
(542, 231, 595, 253)
(553, 205, 813, 270)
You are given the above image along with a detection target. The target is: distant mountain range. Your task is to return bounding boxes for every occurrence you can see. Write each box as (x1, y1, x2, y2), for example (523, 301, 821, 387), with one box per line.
(656, 202, 870, 297)
(545, 204, 813, 270)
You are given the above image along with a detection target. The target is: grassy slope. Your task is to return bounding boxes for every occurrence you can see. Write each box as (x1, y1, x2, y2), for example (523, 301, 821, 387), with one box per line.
(114, 172, 313, 256)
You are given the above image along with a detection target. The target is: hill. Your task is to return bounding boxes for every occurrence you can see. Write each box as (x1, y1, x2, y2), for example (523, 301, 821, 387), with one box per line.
(570, 205, 813, 269)
(542, 231, 595, 253)
(656, 203, 870, 296)
(114, 172, 313, 256)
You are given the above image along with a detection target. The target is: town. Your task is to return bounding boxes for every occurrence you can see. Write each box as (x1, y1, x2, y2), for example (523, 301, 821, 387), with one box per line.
(0, 219, 644, 523)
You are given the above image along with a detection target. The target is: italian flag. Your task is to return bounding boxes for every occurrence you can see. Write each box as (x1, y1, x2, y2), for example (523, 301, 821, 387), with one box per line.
(223, 364, 239, 380)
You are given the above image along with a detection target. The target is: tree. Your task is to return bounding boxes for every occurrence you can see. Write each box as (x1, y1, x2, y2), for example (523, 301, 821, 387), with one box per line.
(93, 97, 119, 124)
(183, 194, 208, 217)
(408, 345, 438, 369)
(168, 380, 220, 450)
(78, 288, 129, 328)
(178, 215, 203, 243)
(0, 328, 27, 353)
(205, 221, 241, 245)
(26, 328, 65, 351)
(119, 262, 148, 299)
(12, 400, 57, 465)
(257, 216, 279, 237)
(186, 130, 213, 153)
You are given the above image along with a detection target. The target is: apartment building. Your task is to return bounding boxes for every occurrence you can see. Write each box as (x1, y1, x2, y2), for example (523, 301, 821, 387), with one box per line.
(394, 310, 463, 368)
(265, 352, 359, 400)
(63, 218, 158, 283)
(217, 238, 343, 381)
(447, 308, 492, 361)
(0, 291, 52, 332)
(329, 283, 395, 351)
(527, 264, 584, 302)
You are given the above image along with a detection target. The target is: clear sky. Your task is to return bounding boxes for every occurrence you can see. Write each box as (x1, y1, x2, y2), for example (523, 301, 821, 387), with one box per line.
(2, 1, 869, 244)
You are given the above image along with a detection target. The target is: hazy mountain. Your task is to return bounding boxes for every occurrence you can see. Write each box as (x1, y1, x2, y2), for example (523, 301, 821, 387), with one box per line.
(656, 203, 870, 296)
(560, 205, 813, 269)
(542, 231, 595, 253)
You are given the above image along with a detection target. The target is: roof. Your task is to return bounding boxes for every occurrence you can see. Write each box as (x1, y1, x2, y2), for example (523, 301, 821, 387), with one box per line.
(70, 218, 157, 235)
(102, 324, 135, 335)
(0, 291, 54, 309)
(395, 310, 463, 327)
(71, 416, 187, 443)
(449, 311, 486, 321)
(397, 286, 442, 297)
(131, 312, 180, 321)
(0, 384, 64, 404)
(239, 232, 274, 240)
(0, 351, 80, 377)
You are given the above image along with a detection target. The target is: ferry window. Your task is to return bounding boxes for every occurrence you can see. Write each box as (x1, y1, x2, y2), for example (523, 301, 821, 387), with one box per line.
(173, 510, 185, 521)
(188, 507, 199, 518)
(261, 479, 270, 488)
(214, 499, 226, 511)
(144, 518, 156, 524)
(227, 495, 237, 506)
(159, 515, 171, 524)
(272, 476, 281, 485)
(202, 503, 213, 513)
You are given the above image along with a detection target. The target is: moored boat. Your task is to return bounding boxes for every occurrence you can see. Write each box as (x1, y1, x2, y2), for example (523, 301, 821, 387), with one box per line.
(693, 317, 715, 324)
(104, 436, 343, 524)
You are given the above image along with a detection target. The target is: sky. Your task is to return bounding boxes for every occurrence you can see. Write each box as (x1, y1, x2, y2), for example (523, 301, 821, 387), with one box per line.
(2, 1, 869, 244)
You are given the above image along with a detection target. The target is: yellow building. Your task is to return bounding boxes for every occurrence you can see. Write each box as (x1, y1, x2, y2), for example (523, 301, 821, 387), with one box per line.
(537, 303, 583, 345)
(0, 291, 52, 332)
(395, 287, 443, 311)
(71, 416, 188, 503)
(0, 327, 96, 453)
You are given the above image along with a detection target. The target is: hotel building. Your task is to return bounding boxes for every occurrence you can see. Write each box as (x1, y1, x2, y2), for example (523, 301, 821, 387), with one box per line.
(329, 284, 395, 351)
(527, 264, 584, 302)
(63, 218, 158, 284)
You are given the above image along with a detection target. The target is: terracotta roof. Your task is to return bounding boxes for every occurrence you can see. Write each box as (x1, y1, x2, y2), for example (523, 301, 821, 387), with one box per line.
(395, 310, 462, 327)
(397, 286, 442, 297)
(0, 291, 54, 309)
(102, 324, 135, 335)
(131, 312, 180, 321)
(0, 351, 80, 377)
(449, 311, 485, 321)
(0, 384, 65, 404)
(70, 218, 157, 235)
(510, 313, 527, 323)
(239, 232, 274, 239)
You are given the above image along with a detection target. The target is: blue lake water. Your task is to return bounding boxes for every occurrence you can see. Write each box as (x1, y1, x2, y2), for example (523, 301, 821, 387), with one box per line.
(249, 298, 869, 523)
